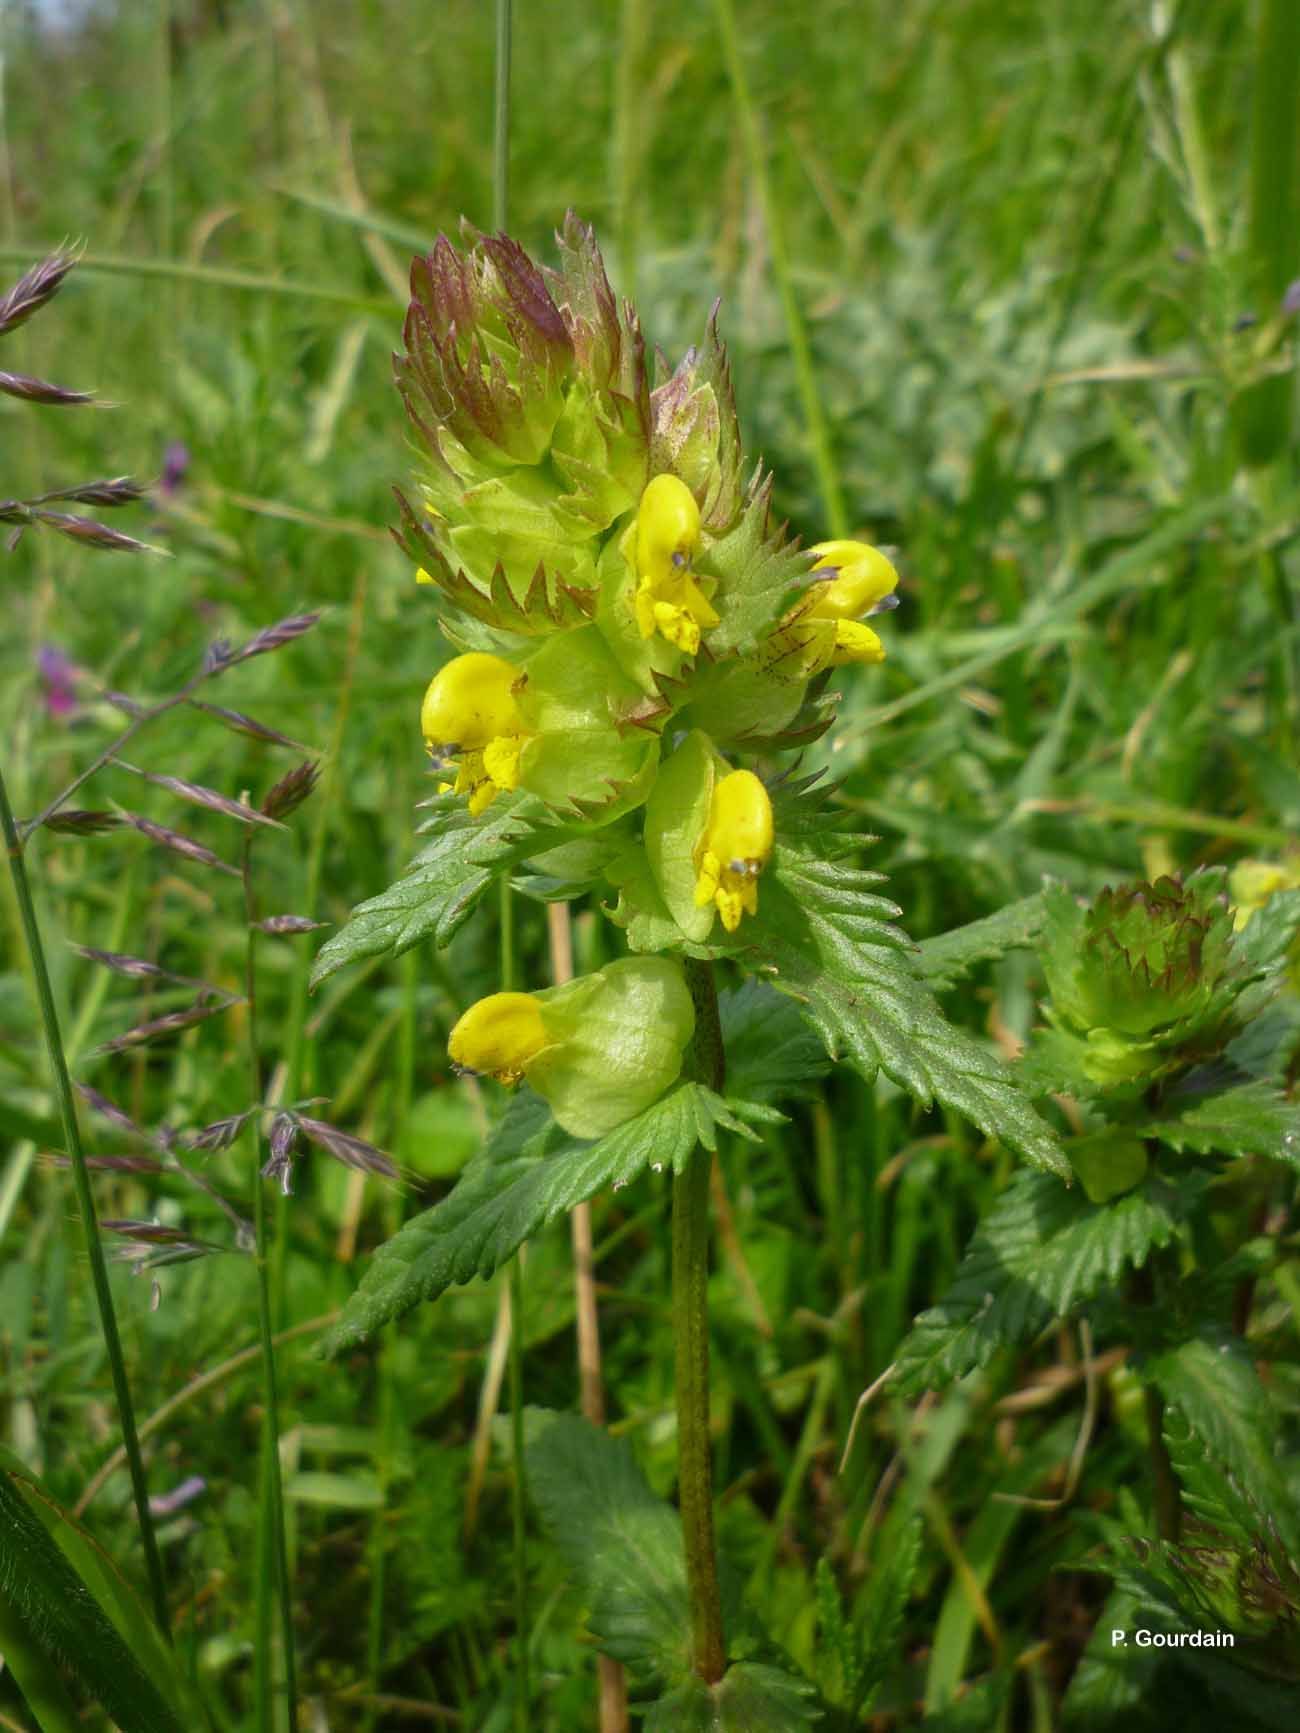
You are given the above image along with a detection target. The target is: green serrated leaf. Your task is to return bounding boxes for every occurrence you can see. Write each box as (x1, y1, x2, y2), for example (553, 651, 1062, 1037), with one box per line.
(1148, 1331, 1300, 1560)
(319, 1083, 740, 1355)
(1163, 1409, 1258, 1550)
(1232, 887, 1300, 972)
(893, 1172, 1182, 1395)
(747, 842, 1069, 1176)
(1062, 1588, 1164, 1730)
(646, 1662, 821, 1731)
(852, 1504, 922, 1713)
(310, 791, 572, 987)
(524, 1410, 691, 1682)
(0, 1469, 185, 1733)
(814, 1558, 862, 1707)
(919, 893, 1046, 992)
(1137, 1081, 1300, 1165)
(1096, 1544, 1300, 1724)
(720, 978, 830, 1104)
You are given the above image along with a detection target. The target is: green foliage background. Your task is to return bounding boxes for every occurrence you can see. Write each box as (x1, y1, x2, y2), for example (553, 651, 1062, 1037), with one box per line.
(2, 0, 1298, 1727)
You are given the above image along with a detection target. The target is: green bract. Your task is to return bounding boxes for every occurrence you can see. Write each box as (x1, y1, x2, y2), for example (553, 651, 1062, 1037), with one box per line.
(514, 626, 662, 821)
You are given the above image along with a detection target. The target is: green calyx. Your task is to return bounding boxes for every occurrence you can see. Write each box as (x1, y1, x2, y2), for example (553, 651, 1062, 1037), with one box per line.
(449, 958, 696, 1138)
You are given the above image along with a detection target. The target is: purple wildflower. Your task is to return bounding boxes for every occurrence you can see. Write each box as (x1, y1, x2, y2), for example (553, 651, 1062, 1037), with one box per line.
(160, 441, 190, 497)
(37, 645, 78, 718)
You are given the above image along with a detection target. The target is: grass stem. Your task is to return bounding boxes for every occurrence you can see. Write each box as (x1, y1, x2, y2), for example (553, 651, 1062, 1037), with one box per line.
(241, 824, 298, 1730)
(714, 0, 846, 538)
(0, 762, 170, 1638)
(494, 0, 512, 233)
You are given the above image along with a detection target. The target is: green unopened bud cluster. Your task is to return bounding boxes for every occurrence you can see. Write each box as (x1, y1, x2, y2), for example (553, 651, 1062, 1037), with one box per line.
(1036, 873, 1251, 1092)
(400, 216, 899, 1132)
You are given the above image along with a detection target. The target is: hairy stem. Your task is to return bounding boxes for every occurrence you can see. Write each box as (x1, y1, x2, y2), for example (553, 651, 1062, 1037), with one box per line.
(496, 869, 531, 1728)
(0, 762, 170, 1638)
(550, 900, 628, 1730)
(1129, 1260, 1182, 1544)
(1143, 1383, 1182, 1545)
(674, 959, 726, 1683)
(241, 825, 297, 1730)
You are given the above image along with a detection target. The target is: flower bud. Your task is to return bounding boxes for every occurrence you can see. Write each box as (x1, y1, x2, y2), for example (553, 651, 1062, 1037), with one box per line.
(512, 626, 661, 821)
(447, 958, 695, 1137)
(421, 652, 527, 817)
(394, 217, 650, 639)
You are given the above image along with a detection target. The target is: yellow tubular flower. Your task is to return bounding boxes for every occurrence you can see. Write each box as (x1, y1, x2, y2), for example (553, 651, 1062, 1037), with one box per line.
(693, 769, 774, 934)
(769, 538, 898, 671)
(448, 993, 550, 1083)
(421, 652, 528, 817)
(631, 474, 720, 655)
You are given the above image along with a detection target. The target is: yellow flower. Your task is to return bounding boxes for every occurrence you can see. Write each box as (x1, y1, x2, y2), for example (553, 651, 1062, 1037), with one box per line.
(806, 539, 899, 620)
(767, 538, 899, 671)
(627, 474, 719, 655)
(693, 768, 774, 933)
(448, 992, 549, 1083)
(1229, 858, 1300, 930)
(421, 652, 529, 817)
(447, 961, 696, 1136)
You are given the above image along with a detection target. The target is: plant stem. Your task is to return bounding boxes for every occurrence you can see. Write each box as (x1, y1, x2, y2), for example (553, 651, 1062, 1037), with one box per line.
(1129, 1260, 1182, 1544)
(0, 763, 170, 1638)
(549, 900, 628, 1731)
(495, 868, 531, 1727)
(1142, 1384, 1182, 1545)
(674, 959, 726, 1683)
(612, 0, 649, 303)
(241, 825, 298, 1731)
(491, 11, 529, 1718)
(493, 0, 512, 233)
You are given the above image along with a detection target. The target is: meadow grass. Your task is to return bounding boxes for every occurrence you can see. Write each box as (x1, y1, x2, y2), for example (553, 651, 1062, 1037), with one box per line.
(1, 1, 1296, 1727)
